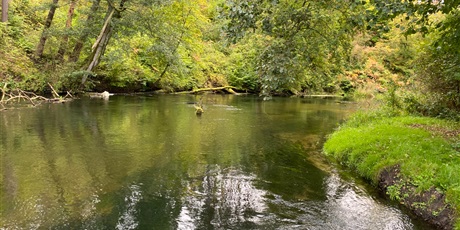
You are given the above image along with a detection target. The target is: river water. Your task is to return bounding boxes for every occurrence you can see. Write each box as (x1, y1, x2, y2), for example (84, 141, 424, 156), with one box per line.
(0, 94, 433, 229)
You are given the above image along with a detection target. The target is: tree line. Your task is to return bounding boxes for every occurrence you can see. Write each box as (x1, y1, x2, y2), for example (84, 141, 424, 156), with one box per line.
(1, 0, 459, 118)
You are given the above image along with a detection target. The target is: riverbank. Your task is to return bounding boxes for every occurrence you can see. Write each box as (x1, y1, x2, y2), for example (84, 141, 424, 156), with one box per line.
(323, 111, 460, 229)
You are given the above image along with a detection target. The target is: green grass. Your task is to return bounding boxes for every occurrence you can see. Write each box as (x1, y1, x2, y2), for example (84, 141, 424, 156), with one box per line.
(323, 110, 460, 228)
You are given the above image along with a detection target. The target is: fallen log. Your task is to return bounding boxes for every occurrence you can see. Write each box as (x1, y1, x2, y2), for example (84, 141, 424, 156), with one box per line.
(175, 86, 239, 95)
(302, 94, 343, 98)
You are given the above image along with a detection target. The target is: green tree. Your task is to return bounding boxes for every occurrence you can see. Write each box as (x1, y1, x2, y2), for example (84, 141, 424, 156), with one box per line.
(368, 0, 460, 117)
(221, 0, 365, 95)
(96, 0, 219, 91)
(416, 9, 460, 115)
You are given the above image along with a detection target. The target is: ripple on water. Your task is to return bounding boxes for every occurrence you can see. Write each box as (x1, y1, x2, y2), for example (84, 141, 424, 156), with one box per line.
(264, 173, 416, 230)
(172, 166, 419, 230)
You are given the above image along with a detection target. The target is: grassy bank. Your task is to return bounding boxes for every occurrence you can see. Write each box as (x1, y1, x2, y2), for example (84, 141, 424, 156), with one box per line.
(323, 111, 460, 229)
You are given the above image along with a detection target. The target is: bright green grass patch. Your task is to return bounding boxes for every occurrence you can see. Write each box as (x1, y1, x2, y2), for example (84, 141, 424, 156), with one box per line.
(324, 111, 460, 224)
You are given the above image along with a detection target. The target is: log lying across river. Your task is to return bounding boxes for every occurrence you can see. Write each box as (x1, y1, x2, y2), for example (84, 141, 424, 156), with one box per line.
(175, 86, 239, 95)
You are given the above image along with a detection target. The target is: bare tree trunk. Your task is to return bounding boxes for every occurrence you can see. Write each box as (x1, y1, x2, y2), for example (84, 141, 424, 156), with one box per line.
(80, 0, 127, 86)
(90, 8, 114, 52)
(1, 0, 8, 22)
(69, 0, 100, 62)
(86, 17, 112, 72)
(80, 24, 112, 85)
(56, 0, 77, 62)
(36, 0, 59, 58)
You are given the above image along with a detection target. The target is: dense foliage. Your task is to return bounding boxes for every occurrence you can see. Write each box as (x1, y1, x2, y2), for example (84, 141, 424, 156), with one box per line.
(0, 0, 459, 117)
(221, 0, 364, 95)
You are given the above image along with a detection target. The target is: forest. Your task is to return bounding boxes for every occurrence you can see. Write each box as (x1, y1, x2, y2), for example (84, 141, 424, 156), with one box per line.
(0, 0, 459, 119)
(2, 0, 460, 228)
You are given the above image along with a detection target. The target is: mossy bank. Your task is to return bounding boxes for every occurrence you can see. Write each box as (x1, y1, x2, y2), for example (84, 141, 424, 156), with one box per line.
(323, 111, 460, 229)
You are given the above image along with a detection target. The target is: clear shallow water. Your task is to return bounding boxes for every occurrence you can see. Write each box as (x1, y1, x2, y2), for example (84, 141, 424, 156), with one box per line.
(0, 94, 433, 229)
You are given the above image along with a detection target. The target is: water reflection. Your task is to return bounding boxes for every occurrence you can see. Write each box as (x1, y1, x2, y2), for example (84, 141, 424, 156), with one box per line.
(116, 184, 143, 230)
(319, 173, 415, 230)
(172, 165, 420, 230)
(177, 166, 267, 229)
(0, 95, 432, 229)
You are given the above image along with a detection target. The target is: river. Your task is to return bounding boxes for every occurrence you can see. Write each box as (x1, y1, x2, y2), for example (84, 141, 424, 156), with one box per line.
(0, 94, 433, 229)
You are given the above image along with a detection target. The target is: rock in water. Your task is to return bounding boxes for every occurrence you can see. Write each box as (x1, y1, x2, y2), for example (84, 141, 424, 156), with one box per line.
(101, 91, 110, 100)
(89, 91, 114, 100)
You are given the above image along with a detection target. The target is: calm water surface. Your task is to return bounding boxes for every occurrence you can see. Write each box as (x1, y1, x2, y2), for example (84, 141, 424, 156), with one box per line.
(0, 95, 433, 229)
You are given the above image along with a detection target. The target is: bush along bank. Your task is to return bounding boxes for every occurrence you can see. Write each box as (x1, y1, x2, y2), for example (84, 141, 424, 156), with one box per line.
(323, 111, 460, 229)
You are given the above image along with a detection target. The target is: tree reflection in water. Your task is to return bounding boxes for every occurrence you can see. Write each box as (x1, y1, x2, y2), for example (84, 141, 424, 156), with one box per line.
(177, 165, 267, 229)
(116, 184, 143, 230)
(175, 167, 420, 230)
(0, 95, 432, 229)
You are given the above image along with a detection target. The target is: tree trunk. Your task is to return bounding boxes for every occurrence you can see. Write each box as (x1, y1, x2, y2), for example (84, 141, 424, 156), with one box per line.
(36, 0, 59, 58)
(90, 8, 114, 52)
(69, 0, 100, 62)
(81, 0, 127, 86)
(86, 20, 112, 73)
(1, 0, 8, 22)
(56, 0, 77, 62)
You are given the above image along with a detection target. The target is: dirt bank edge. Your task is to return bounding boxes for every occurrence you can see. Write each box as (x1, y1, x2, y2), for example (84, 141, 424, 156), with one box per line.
(379, 165, 456, 230)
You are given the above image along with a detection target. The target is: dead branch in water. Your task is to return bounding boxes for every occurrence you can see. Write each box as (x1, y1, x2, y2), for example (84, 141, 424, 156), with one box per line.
(48, 83, 60, 99)
(175, 86, 239, 95)
(0, 83, 74, 110)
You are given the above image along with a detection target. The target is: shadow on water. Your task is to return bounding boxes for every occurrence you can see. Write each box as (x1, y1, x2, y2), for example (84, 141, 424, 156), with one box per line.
(0, 95, 434, 229)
